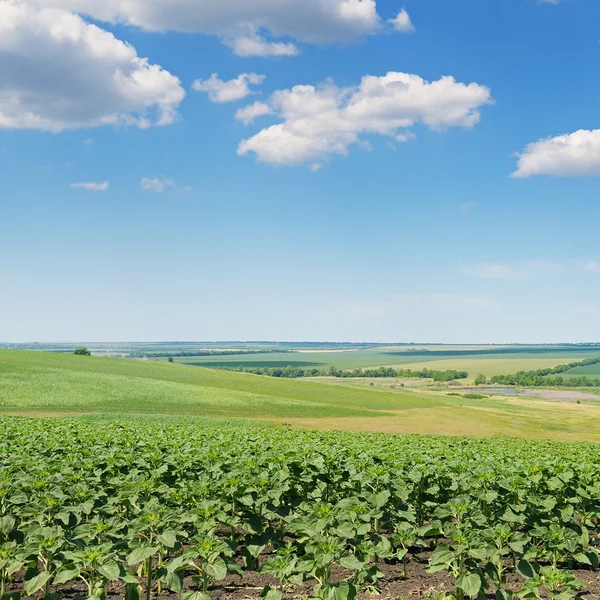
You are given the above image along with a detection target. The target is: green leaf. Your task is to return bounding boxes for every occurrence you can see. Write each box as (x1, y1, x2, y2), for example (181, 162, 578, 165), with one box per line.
(119, 569, 140, 585)
(456, 573, 481, 597)
(181, 593, 211, 600)
(124, 583, 141, 600)
(1, 593, 21, 600)
(7, 561, 24, 578)
(429, 547, 453, 567)
(374, 537, 393, 558)
(157, 530, 177, 549)
(226, 560, 244, 578)
(97, 559, 120, 581)
(205, 557, 227, 581)
(164, 570, 183, 594)
(54, 566, 81, 585)
(573, 552, 591, 566)
(517, 560, 535, 579)
(0, 517, 15, 537)
(331, 582, 357, 600)
(339, 554, 365, 571)
(260, 586, 283, 600)
(126, 546, 158, 566)
(24, 571, 52, 596)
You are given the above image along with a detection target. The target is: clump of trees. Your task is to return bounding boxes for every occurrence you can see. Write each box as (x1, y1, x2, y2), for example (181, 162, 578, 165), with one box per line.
(327, 366, 468, 381)
(74, 347, 91, 356)
(490, 357, 600, 387)
(228, 365, 468, 381)
(232, 366, 326, 378)
(474, 374, 487, 386)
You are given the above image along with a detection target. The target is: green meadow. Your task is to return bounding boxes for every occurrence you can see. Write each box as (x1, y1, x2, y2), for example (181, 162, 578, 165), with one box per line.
(3, 349, 600, 442)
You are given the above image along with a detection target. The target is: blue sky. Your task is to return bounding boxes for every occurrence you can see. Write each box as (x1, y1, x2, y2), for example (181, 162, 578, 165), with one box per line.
(2, 0, 600, 343)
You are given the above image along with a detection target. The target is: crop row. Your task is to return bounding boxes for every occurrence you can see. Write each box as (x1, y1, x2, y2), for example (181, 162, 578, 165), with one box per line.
(2, 418, 600, 600)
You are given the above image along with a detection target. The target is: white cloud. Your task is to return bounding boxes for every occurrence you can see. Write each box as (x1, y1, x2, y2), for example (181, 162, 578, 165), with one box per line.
(70, 181, 109, 191)
(389, 9, 415, 33)
(225, 32, 299, 57)
(583, 261, 600, 273)
(192, 73, 265, 103)
(83, 138, 94, 145)
(461, 202, 476, 212)
(238, 72, 491, 166)
(0, 1, 185, 133)
(462, 260, 562, 280)
(33, 0, 382, 53)
(462, 264, 530, 280)
(140, 177, 190, 193)
(513, 129, 600, 178)
(235, 101, 272, 125)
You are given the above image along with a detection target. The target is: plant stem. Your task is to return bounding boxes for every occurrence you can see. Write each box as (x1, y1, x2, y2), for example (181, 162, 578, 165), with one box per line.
(146, 556, 152, 600)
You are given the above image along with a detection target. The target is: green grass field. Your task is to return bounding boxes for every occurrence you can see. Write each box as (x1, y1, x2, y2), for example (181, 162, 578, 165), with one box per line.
(3, 349, 600, 441)
(560, 363, 600, 377)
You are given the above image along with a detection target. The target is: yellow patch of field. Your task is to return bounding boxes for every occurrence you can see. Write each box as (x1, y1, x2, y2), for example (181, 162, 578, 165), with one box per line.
(280, 399, 600, 442)
(389, 357, 576, 378)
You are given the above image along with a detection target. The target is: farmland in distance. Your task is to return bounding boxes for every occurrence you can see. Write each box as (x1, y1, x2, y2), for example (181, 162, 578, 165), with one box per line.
(3, 349, 600, 441)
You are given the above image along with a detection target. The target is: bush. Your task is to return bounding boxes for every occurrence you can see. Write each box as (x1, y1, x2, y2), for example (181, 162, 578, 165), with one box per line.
(74, 347, 91, 356)
(474, 374, 486, 386)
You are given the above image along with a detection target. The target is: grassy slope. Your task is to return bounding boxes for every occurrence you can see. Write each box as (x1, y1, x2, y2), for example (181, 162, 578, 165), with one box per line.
(3, 350, 600, 441)
(0, 350, 436, 418)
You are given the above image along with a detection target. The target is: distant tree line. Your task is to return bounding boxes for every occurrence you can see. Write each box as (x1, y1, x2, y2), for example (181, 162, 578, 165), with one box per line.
(490, 357, 600, 387)
(226, 365, 468, 381)
(130, 349, 295, 359)
(231, 366, 326, 378)
(329, 366, 468, 381)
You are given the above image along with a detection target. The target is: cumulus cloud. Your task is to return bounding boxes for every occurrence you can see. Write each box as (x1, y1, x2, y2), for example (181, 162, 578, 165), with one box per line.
(237, 71, 491, 166)
(389, 9, 415, 33)
(513, 129, 600, 178)
(140, 177, 190, 193)
(235, 101, 272, 125)
(33, 0, 382, 53)
(192, 73, 265, 103)
(70, 181, 109, 191)
(0, 1, 185, 133)
(225, 32, 299, 57)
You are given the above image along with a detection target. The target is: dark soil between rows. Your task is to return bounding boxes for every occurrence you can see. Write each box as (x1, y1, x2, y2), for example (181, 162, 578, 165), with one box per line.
(10, 554, 600, 600)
